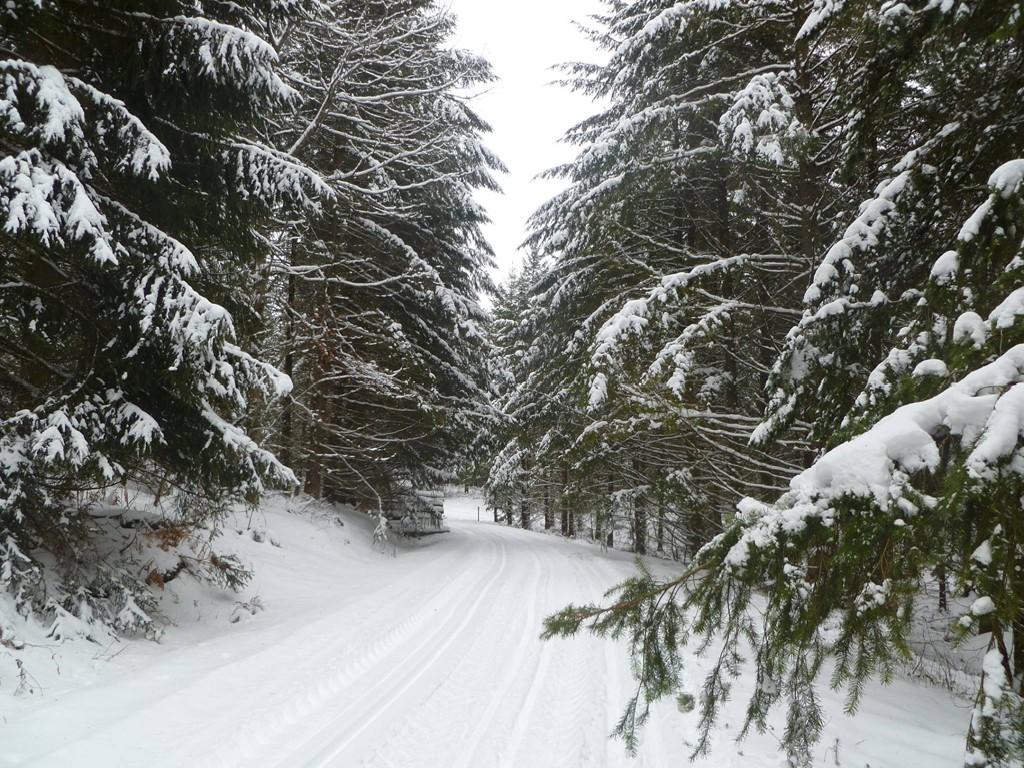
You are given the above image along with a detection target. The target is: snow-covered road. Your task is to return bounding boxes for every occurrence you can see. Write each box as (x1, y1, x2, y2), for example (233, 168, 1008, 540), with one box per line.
(0, 495, 968, 767)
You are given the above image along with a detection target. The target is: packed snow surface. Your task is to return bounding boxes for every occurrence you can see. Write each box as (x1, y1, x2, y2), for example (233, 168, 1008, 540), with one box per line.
(0, 493, 967, 767)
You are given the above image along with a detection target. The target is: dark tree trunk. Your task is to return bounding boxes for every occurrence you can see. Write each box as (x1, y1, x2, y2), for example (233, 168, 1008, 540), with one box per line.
(937, 564, 948, 612)
(279, 271, 296, 470)
(1014, 608, 1024, 695)
(560, 465, 569, 536)
(305, 460, 322, 499)
(606, 471, 615, 546)
(544, 478, 553, 530)
(657, 507, 665, 554)
(633, 507, 647, 555)
(632, 459, 647, 555)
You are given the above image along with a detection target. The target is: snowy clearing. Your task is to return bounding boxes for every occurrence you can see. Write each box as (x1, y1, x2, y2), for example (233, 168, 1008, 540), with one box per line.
(0, 493, 968, 767)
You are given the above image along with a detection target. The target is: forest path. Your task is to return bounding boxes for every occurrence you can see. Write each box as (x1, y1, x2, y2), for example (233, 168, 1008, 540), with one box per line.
(259, 497, 684, 768)
(0, 494, 966, 768)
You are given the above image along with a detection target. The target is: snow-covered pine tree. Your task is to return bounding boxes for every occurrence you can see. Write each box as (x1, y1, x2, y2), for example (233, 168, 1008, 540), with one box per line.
(0, 0, 323, 636)
(490, 0, 852, 556)
(487, 0, 733, 551)
(545, 0, 1024, 765)
(485, 251, 555, 529)
(756, 0, 1024, 450)
(259, 0, 500, 506)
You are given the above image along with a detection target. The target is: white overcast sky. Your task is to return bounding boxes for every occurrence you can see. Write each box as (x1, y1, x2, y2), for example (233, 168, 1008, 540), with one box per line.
(445, 0, 603, 285)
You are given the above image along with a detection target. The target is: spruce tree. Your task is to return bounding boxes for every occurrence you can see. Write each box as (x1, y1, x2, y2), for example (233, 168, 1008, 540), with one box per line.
(0, 0, 322, 635)
(489, 0, 851, 554)
(486, 252, 551, 527)
(263, 0, 501, 505)
(543, 1, 1024, 765)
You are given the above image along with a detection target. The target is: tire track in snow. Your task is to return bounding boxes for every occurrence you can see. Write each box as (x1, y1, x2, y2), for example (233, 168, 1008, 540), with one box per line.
(497, 548, 616, 768)
(449, 544, 548, 768)
(494, 549, 556, 768)
(190, 531, 506, 768)
(355, 531, 547, 768)
(22, 532, 496, 768)
(295, 530, 513, 767)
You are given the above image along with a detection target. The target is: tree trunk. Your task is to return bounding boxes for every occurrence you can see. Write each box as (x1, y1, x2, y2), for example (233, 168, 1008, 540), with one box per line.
(279, 271, 296, 470)
(560, 465, 569, 536)
(305, 460, 322, 499)
(633, 506, 647, 554)
(632, 459, 647, 555)
(606, 471, 615, 546)
(544, 478, 553, 530)
(1015, 610, 1024, 695)
(936, 564, 948, 612)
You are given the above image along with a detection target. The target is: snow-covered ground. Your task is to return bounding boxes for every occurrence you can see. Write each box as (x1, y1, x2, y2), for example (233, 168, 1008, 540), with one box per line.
(0, 493, 969, 767)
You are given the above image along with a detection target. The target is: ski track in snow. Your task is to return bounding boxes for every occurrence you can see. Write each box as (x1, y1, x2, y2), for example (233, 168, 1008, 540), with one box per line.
(0, 495, 969, 768)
